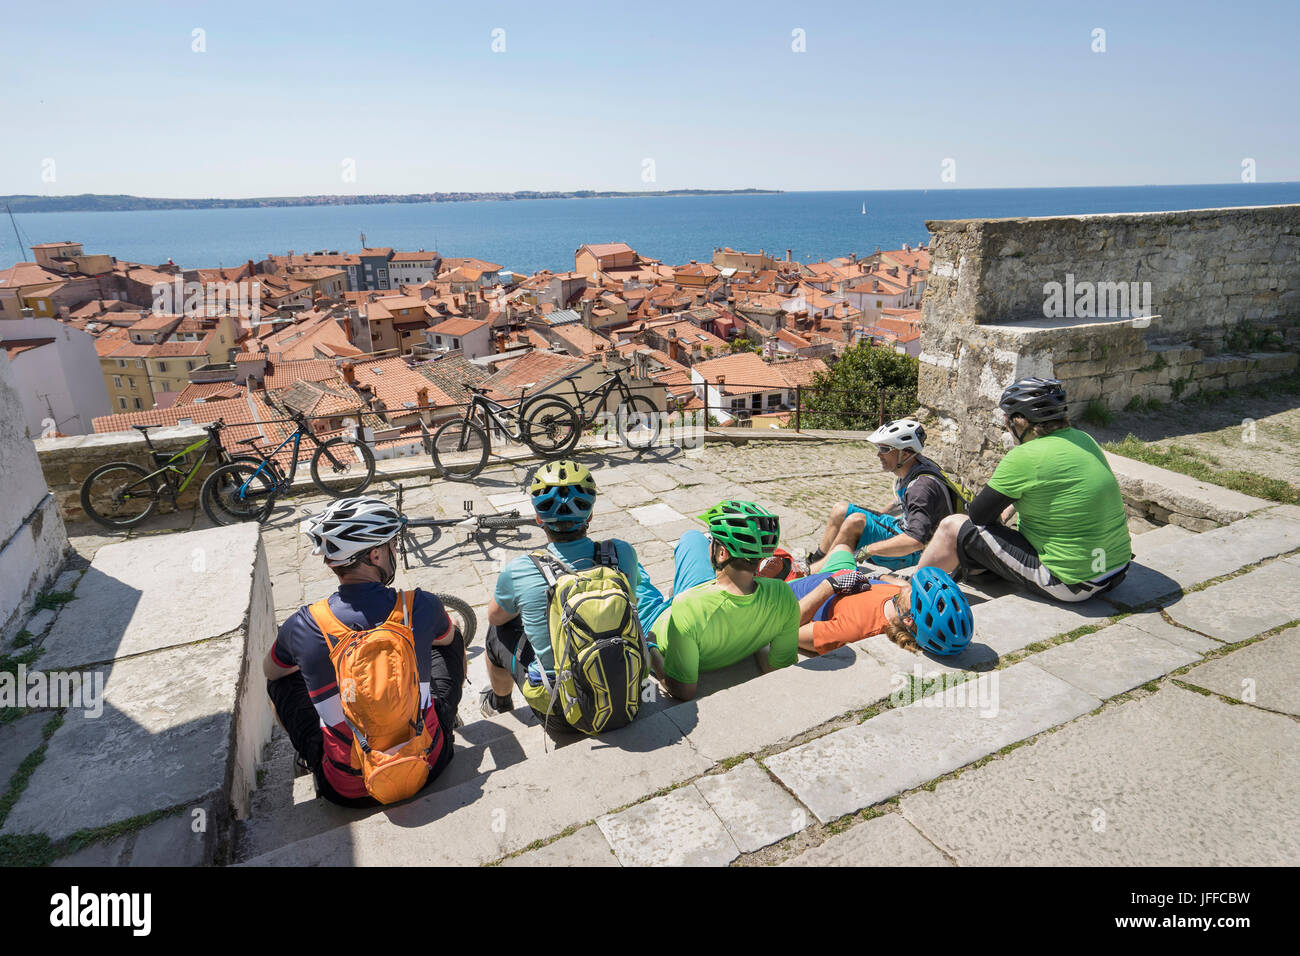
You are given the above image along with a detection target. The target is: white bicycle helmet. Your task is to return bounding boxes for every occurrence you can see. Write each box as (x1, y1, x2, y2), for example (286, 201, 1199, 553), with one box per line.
(303, 496, 403, 566)
(869, 418, 926, 455)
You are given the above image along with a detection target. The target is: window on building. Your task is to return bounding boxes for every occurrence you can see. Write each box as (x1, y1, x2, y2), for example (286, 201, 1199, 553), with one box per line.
(730, 398, 745, 411)
(767, 393, 781, 408)
(113, 376, 122, 388)
(158, 362, 167, 372)
(127, 377, 135, 388)
(119, 397, 127, 410)
(751, 394, 762, 410)
(118, 359, 127, 368)
(453, 339, 460, 349)
(187, 361, 195, 371)
(133, 398, 142, 410)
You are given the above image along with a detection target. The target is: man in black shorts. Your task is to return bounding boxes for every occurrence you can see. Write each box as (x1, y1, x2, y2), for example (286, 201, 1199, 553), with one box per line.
(919, 379, 1132, 603)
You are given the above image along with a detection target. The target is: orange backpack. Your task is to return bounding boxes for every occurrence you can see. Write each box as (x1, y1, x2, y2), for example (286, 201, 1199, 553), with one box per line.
(307, 590, 441, 805)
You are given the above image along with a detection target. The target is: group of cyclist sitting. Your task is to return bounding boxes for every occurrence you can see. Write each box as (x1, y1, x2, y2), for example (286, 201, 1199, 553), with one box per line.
(263, 376, 1134, 807)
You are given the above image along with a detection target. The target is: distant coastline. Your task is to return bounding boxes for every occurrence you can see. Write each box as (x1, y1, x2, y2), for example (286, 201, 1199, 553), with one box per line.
(1, 189, 782, 214)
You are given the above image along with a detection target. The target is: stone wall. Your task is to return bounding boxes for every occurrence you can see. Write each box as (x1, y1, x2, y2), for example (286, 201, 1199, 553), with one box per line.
(0, 354, 69, 643)
(918, 204, 1300, 483)
(35, 426, 220, 523)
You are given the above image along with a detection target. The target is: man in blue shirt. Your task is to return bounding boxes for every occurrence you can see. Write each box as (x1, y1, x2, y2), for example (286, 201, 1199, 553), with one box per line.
(481, 460, 640, 730)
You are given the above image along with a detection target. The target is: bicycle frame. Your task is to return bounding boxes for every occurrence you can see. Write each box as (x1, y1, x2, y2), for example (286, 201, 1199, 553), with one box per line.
(132, 432, 219, 502)
(560, 366, 634, 425)
(464, 391, 526, 442)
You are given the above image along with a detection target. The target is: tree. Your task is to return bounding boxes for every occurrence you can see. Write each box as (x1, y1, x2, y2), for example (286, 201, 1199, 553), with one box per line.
(798, 342, 919, 430)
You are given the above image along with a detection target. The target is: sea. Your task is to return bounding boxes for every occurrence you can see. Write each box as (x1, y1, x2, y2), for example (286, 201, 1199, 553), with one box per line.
(6, 184, 1300, 276)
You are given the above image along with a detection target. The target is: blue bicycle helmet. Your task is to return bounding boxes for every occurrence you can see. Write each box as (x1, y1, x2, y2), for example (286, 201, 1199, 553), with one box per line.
(909, 566, 974, 656)
(529, 459, 598, 531)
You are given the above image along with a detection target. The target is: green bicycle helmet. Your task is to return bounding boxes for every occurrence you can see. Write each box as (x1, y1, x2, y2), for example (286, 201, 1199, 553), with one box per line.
(697, 499, 781, 562)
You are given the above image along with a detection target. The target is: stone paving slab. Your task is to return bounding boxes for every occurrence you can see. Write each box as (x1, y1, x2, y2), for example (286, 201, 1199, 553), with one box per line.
(1118, 609, 1222, 653)
(854, 633, 999, 682)
(499, 825, 619, 867)
(2, 636, 246, 841)
(596, 784, 739, 867)
(1030, 621, 1201, 700)
(782, 812, 952, 867)
(629, 503, 689, 526)
(1164, 558, 1300, 643)
(24, 608, 56, 637)
(1129, 523, 1193, 555)
(764, 663, 1100, 824)
(964, 592, 1114, 657)
(1179, 626, 1300, 715)
(660, 646, 896, 762)
(693, 760, 806, 854)
(241, 712, 712, 866)
(1104, 514, 1300, 609)
(0, 711, 53, 791)
(900, 685, 1300, 865)
(39, 524, 262, 670)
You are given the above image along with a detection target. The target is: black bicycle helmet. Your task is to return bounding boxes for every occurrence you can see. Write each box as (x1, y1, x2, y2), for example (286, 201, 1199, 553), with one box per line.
(999, 377, 1068, 423)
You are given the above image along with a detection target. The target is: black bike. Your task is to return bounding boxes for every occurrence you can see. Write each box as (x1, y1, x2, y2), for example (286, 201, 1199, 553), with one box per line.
(426, 384, 579, 481)
(200, 408, 376, 525)
(393, 483, 539, 643)
(80, 419, 260, 529)
(522, 362, 661, 452)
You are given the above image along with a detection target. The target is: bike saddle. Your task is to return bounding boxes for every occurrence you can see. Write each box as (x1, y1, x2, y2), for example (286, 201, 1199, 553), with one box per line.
(131, 424, 153, 432)
(237, 437, 261, 446)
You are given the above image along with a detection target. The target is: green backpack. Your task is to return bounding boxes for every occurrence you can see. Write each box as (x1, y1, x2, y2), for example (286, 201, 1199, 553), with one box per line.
(529, 542, 649, 735)
(908, 461, 975, 515)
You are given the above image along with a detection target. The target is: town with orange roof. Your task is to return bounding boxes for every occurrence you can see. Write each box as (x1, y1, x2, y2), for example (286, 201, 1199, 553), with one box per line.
(1, 235, 929, 438)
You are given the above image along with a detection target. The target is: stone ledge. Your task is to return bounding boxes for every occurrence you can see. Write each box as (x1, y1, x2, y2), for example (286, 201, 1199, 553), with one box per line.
(1105, 451, 1273, 529)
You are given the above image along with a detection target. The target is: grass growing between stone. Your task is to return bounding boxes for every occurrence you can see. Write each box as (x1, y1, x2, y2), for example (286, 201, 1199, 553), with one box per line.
(0, 710, 64, 865)
(0, 646, 44, 726)
(32, 589, 76, 613)
(1104, 435, 1300, 504)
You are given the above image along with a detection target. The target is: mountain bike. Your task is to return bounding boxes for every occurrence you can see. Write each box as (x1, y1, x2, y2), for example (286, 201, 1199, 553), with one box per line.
(522, 362, 661, 452)
(80, 419, 261, 529)
(426, 384, 579, 481)
(200, 408, 376, 525)
(393, 483, 539, 644)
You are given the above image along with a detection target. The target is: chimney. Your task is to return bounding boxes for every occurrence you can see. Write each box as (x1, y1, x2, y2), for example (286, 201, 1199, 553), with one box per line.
(416, 386, 429, 408)
(786, 249, 792, 262)
(717, 375, 725, 392)
(342, 363, 357, 384)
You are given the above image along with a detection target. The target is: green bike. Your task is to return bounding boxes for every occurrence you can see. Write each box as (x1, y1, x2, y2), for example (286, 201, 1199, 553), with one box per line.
(79, 419, 258, 529)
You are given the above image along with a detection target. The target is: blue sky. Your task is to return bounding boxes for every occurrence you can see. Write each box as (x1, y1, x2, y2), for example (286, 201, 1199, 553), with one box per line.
(2, 0, 1296, 196)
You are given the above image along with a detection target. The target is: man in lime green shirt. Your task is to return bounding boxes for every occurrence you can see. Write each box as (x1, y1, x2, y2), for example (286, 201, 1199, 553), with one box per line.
(917, 378, 1132, 602)
(635, 501, 799, 701)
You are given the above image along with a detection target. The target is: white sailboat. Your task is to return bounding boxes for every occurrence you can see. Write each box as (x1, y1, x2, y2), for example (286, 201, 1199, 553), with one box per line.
(861, 202, 867, 215)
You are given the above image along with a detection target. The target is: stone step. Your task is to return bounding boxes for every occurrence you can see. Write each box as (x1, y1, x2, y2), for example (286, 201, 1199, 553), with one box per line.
(1104, 511, 1300, 609)
(1129, 522, 1192, 555)
(763, 662, 1101, 825)
(1, 524, 273, 866)
(899, 684, 1300, 866)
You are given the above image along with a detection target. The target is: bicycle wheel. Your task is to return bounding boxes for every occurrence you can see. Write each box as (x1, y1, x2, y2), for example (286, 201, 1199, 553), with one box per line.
(617, 395, 663, 450)
(521, 399, 581, 456)
(310, 437, 376, 496)
(430, 420, 489, 481)
(201, 462, 277, 525)
(80, 461, 159, 529)
(437, 593, 477, 646)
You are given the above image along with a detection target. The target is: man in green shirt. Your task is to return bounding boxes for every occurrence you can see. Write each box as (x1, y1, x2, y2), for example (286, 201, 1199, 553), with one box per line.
(917, 378, 1132, 602)
(635, 500, 799, 701)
